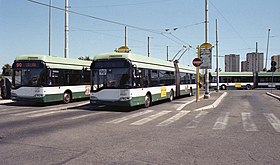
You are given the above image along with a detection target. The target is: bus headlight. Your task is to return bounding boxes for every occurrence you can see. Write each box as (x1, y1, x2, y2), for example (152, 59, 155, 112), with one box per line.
(34, 94, 44, 97)
(119, 97, 131, 101)
(90, 96, 98, 100)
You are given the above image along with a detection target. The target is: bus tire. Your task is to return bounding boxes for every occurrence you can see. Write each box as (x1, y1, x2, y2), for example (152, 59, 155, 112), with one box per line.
(245, 84, 252, 90)
(63, 91, 72, 104)
(169, 90, 174, 102)
(221, 85, 227, 90)
(144, 93, 151, 108)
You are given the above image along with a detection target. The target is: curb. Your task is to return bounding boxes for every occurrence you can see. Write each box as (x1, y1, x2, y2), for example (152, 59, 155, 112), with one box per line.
(266, 92, 280, 101)
(194, 92, 228, 111)
(0, 99, 13, 105)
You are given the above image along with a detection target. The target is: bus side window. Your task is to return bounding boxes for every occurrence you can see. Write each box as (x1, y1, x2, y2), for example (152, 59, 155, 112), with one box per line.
(143, 69, 150, 87)
(151, 70, 159, 87)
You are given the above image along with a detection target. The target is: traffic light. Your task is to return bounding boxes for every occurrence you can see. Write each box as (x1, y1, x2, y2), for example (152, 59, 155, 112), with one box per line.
(271, 61, 277, 72)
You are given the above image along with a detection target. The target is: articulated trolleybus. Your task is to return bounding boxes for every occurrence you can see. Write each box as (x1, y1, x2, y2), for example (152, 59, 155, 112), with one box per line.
(90, 47, 196, 107)
(11, 55, 91, 103)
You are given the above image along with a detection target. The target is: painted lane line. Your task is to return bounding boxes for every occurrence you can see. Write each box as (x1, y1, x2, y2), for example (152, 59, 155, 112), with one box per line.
(130, 111, 171, 126)
(186, 111, 208, 128)
(157, 110, 190, 126)
(107, 110, 154, 124)
(241, 112, 258, 131)
(264, 113, 280, 133)
(212, 112, 230, 130)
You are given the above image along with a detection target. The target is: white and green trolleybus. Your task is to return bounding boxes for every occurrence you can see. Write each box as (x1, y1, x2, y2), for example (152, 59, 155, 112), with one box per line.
(11, 55, 92, 103)
(90, 47, 197, 107)
(210, 71, 280, 90)
(210, 72, 254, 90)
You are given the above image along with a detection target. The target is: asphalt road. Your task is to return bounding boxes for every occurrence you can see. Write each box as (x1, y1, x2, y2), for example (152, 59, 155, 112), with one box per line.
(0, 89, 280, 164)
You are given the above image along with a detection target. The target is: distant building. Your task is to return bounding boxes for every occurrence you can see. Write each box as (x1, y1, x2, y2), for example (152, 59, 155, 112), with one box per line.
(271, 55, 280, 72)
(225, 54, 240, 72)
(241, 61, 247, 72)
(246, 52, 264, 72)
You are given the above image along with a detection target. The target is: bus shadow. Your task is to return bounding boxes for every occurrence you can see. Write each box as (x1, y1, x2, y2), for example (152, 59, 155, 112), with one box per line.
(72, 104, 143, 112)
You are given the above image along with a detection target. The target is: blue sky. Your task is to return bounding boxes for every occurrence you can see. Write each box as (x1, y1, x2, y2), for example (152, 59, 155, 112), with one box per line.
(1, 0, 280, 71)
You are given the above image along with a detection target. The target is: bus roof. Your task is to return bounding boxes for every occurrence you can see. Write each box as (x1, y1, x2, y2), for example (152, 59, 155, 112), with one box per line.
(93, 52, 196, 73)
(211, 72, 253, 77)
(258, 72, 280, 76)
(15, 54, 92, 70)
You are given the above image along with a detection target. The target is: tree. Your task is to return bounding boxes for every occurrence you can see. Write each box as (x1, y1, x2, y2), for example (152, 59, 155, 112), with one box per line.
(2, 64, 12, 76)
(78, 56, 93, 61)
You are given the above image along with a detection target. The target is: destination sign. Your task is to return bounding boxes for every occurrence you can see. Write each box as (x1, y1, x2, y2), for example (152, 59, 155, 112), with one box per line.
(14, 62, 42, 68)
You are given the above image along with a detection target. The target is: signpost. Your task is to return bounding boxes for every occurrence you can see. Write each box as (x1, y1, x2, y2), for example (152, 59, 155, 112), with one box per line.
(193, 56, 203, 102)
(270, 61, 277, 93)
(199, 42, 212, 69)
(198, 42, 213, 99)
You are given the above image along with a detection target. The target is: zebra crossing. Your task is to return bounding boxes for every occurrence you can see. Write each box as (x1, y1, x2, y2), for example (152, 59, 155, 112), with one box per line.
(107, 110, 280, 133)
(1, 104, 280, 133)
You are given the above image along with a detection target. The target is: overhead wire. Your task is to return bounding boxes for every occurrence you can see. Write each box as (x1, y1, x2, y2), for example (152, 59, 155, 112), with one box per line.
(209, 0, 250, 48)
(27, 0, 199, 61)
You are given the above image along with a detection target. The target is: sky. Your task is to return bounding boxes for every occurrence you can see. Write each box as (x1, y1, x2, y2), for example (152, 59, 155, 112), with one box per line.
(1, 0, 280, 72)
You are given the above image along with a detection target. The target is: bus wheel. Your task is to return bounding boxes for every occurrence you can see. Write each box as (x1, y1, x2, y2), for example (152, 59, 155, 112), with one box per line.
(221, 85, 227, 90)
(63, 92, 71, 104)
(245, 84, 252, 90)
(144, 93, 151, 108)
(169, 90, 174, 102)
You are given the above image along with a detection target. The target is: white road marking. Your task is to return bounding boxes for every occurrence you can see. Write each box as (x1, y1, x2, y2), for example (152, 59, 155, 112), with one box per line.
(107, 110, 154, 124)
(176, 95, 204, 111)
(264, 113, 280, 132)
(27, 109, 67, 117)
(241, 112, 258, 131)
(66, 112, 105, 120)
(130, 111, 171, 126)
(186, 111, 208, 128)
(157, 110, 190, 126)
(11, 107, 61, 116)
(213, 112, 230, 130)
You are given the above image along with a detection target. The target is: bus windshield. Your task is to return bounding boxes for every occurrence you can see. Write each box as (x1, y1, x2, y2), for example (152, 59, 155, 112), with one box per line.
(13, 68, 45, 88)
(92, 68, 131, 90)
(91, 60, 132, 90)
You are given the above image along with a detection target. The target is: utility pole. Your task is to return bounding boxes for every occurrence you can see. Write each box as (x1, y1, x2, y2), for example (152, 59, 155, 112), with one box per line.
(255, 42, 258, 72)
(124, 26, 127, 47)
(204, 0, 210, 98)
(64, 0, 69, 58)
(166, 46, 169, 61)
(216, 19, 219, 92)
(148, 36, 150, 57)
(265, 29, 271, 71)
(48, 0, 52, 56)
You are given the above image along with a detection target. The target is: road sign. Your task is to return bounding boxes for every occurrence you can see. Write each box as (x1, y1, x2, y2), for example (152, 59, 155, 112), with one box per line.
(199, 42, 213, 69)
(192, 58, 203, 67)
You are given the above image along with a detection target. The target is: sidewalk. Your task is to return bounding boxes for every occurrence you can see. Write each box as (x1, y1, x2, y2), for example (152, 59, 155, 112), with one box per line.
(0, 98, 13, 104)
(266, 90, 280, 101)
(182, 91, 226, 111)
